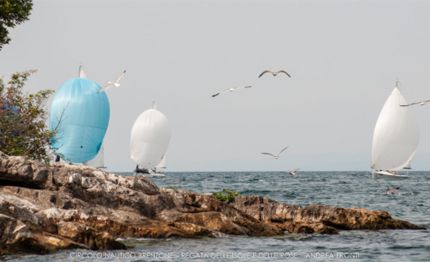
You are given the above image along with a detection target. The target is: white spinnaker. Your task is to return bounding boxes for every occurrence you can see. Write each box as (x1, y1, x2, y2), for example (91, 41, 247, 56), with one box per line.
(156, 155, 166, 169)
(371, 83, 420, 170)
(79, 66, 106, 169)
(130, 106, 171, 169)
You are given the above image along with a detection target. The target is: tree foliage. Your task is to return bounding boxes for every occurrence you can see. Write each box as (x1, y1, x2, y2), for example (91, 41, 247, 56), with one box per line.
(0, 0, 33, 51)
(0, 70, 56, 164)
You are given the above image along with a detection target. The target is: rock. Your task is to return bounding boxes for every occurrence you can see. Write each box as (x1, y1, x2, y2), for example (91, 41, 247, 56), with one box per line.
(172, 222, 216, 237)
(0, 214, 85, 255)
(0, 151, 425, 255)
(232, 195, 426, 234)
(57, 221, 126, 250)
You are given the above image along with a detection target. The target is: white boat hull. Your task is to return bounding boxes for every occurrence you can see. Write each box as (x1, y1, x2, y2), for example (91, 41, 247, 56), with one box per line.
(133, 171, 165, 178)
(372, 171, 408, 179)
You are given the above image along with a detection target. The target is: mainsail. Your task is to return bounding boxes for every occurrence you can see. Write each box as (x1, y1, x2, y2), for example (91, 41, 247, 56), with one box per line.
(78, 65, 87, 79)
(130, 103, 171, 169)
(371, 81, 420, 171)
(50, 71, 110, 163)
(156, 155, 166, 169)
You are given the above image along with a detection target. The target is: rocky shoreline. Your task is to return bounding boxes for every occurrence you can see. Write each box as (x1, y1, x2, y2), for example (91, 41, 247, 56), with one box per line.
(0, 151, 425, 255)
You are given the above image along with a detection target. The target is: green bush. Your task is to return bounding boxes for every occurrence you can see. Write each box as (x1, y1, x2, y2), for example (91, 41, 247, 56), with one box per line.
(0, 70, 57, 164)
(212, 189, 240, 203)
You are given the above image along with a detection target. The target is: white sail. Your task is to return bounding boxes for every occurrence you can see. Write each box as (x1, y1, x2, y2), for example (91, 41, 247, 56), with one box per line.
(130, 103, 171, 169)
(156, 155, 166, 169)
(371, 81, 420, 171)
(403, 151, 415, 169)
(79, 65, 87, 79)
(83, 143, 106, 168)
(78, 66, 106, 169)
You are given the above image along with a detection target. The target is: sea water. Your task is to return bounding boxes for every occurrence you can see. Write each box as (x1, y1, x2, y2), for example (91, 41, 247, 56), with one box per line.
(5, 171, 430, 261)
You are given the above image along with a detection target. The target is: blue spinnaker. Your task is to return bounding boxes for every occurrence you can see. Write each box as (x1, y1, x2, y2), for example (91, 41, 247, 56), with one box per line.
(49, 78, 109, 163)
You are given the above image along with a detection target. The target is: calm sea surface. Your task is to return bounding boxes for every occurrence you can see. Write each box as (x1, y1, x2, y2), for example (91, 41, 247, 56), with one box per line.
(5, 171, 430, 262)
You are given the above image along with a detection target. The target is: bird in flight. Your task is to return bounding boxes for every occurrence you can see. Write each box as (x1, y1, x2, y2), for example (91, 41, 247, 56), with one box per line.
(285, 168, 300, 176)
(258, 70, 291, 78)
(261, 146, 289, 159)
(400, 100, 430, 107)
(387, 187, 400, 195)
(98, 70, 126, 93)
(212, 86, 252, 97)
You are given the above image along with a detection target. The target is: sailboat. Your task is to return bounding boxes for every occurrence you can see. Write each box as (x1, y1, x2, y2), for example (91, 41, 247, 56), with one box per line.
(78, 66, 107, 169)
(371, 81, 420, 179)
(130, 102, 171, 178)
(50, 66, 110, 163)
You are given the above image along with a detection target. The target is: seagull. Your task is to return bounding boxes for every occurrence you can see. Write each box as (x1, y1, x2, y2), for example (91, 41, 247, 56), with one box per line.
(261, 146, 289, 159)
(387, 187, 400, 195)
(211, 86, 252, 97)
(98, 70, 126, 93)
(285, 168, 300, 176)
(400, 100, 430, 107)
(258, 70, 291, 78)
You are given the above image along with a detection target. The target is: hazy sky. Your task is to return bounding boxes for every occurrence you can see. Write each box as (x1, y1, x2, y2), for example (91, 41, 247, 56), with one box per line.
(2, 0, 430, 172)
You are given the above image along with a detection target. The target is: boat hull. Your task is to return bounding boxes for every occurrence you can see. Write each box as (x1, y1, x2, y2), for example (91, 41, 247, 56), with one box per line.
(133, 171, 165, 178)
(372, 171, 408, 179)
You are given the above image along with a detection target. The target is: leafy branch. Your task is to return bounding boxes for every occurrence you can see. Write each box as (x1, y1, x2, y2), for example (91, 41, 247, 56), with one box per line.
(212, 189, 240, 203)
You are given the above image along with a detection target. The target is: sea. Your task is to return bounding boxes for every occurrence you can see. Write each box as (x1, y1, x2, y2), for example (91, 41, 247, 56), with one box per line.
(4, 171, 430, 262)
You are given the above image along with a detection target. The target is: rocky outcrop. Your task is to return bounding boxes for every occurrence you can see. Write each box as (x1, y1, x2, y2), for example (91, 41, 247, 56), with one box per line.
(0, 151, 425, 255)
(232, 195, 424, 234)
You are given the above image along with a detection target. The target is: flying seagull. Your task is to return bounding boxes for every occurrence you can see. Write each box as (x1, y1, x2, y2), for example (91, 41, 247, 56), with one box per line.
(258, 70, 291, 78)
(261, 146, 289, 159)
(285, 168, 300, 176)
(98, 70, 126, 93)
(212, 86, 252, 97)
(387, 187, 400, 195)
(400, 100, 430, 107)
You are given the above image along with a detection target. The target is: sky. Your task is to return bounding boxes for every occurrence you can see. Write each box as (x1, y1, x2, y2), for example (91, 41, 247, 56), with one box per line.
(1, 0, 430, 172)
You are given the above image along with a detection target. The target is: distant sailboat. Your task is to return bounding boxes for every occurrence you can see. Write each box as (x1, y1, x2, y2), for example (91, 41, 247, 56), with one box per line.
(78, 66, 107, 169)
(371, 81, 420, 179)
(130, 102, 171, 177)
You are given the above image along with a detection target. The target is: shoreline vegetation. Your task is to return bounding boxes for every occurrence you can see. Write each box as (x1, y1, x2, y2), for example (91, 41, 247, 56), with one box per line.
(0, 151, 425, 255)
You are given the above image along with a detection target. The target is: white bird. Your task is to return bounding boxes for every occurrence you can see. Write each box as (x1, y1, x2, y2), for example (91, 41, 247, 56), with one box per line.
(212, 86, 252, 97)
(400, 100, 430, 107)
(261, 146, 289, 159)
(98, 70, 126, 93)
(387, 187, 400, 195)
(258, 70, 291, 78)
(285, 168, 300, 176)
